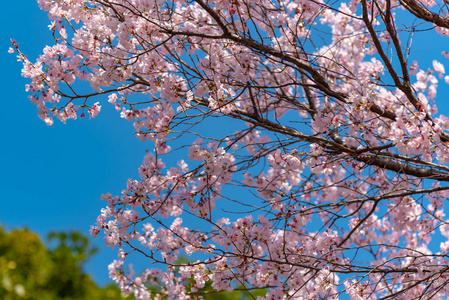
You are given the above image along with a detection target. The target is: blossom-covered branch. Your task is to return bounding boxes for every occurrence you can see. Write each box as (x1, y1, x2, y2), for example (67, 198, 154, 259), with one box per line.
(13, 0, 449, 298)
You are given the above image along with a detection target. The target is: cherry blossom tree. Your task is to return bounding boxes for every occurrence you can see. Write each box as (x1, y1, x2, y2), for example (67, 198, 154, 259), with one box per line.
(11, 0, 449, 298)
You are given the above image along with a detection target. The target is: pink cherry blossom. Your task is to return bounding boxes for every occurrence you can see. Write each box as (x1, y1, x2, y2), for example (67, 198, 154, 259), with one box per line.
(13, 0, 449, 299)
(433, 60, 446, 78)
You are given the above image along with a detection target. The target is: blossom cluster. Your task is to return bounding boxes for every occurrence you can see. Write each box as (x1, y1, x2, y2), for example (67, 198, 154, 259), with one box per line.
(14, 0, 449, 298)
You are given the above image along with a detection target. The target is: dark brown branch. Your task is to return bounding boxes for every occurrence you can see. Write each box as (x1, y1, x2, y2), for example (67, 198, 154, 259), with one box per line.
(362, 0, 424, 116)
(192, 96, 449, 181)
(400, 0, 449, 29)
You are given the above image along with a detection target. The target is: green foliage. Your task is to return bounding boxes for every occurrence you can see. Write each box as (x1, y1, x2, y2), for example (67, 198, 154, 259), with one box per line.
(0, 227, 263, 300)
(192, 283, 267, 300)
(46, 231, 98, 299)
(0, 226, 126, 300)
(175, 257, 267, 300)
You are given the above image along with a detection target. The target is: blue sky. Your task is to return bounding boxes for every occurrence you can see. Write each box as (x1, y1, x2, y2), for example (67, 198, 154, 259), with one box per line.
(3, 0, 449, 288)
(1, 1, 150, 285)
(1, 1, 244, 285)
